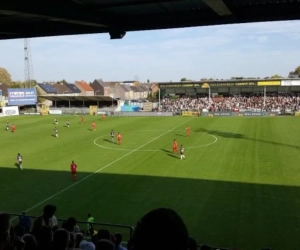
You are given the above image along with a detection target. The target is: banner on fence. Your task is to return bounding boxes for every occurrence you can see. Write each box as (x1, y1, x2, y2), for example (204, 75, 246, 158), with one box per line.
(0, 106, 19, 117)
(281, 80, 300, 86)
(89, 106, 98, 115)
(49, 110, 62, 115)
(7, 88, 37, 106)
(182, 111, 199, 116)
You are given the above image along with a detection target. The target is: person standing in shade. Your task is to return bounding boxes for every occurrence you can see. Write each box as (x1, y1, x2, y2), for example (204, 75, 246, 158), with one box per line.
(87, 213, 94, 236)
(19, 212, 31, 233)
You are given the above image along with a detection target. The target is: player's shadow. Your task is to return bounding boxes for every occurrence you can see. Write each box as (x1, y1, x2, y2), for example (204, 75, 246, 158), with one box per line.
(63, 125, 69, 128)
(51, 135, 57, 137)
(14, 163, 19, 169)
(197, 127, 300, 150)
(167, 154, 179, 159)
(175, 134, 186, 137)
(103, 139, 113, 143)
(196, 128, 244, 139)
(88, 129, 94, 131)
(161, 148, 172, 153)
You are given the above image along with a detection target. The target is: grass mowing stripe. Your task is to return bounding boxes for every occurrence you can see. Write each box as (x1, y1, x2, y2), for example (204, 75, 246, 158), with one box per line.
(11, 117, 194, 220)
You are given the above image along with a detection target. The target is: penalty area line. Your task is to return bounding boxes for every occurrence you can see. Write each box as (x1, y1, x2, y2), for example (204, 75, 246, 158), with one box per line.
(11, 117, 194, 220)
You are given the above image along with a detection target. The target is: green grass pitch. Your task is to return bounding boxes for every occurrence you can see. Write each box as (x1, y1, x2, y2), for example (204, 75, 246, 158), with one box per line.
(1, 115, 300, 250)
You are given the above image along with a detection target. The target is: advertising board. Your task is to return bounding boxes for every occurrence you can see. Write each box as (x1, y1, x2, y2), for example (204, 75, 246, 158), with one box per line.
(281, 80, 300, 86)
(201, 111, 279, 117)
(257, 81, 280, 86)
(7, 88, 37, 106)
(49, 110, 62, 115)
(2, 106, 19, 116)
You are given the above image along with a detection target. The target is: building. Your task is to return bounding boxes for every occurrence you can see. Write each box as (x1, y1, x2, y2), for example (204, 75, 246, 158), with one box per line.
(91, 79, 111, 96)
(53, 83, 73, 95)
(137, 86, 149, 99)
(123, 85, 134, 100)
(37, 83, 57, 95)
(151, 83, 159, 93)
(115, 84, 130, 100)
(105, 82, 119, 97)
(66, 83, 81, 95)
(75, 81, 94, 96)
(130, 86, 140, 99)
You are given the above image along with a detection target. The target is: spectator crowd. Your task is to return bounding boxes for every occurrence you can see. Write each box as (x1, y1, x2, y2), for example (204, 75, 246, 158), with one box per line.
(158, 94, 300, 113)
(0, 206, 207, 250)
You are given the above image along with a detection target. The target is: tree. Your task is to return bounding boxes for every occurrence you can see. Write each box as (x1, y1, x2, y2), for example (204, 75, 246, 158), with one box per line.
(181, 78, 187, 81)
(10, 81, 23, 88)
(294, 66, 300, 74)
(271, 74, 282, 78)
(36, 87, 45, 103)
(0, 67, 12, 85)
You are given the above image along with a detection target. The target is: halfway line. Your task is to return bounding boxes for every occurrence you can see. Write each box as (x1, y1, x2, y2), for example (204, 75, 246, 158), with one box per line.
(11, 117, 194, 219)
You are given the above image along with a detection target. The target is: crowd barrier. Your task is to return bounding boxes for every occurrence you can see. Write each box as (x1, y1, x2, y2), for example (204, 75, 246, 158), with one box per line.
(9, 213, 134, 241)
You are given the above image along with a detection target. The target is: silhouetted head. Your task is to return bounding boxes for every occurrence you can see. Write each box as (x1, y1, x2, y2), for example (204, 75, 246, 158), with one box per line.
(130, 208, 189, 250)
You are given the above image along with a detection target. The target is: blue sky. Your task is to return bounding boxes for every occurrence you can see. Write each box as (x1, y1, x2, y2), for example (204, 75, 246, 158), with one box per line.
(0, 20, 300, 83)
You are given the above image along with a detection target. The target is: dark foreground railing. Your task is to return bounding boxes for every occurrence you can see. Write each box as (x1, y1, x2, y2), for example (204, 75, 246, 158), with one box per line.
(9, 213, 134, 241)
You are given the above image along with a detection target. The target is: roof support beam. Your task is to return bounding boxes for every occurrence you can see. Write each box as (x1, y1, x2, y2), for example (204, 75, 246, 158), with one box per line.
(201, 0, 232, 16)
(0, 2, 110, 27)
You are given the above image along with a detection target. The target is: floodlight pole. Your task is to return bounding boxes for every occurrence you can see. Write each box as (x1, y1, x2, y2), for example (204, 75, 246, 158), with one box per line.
(264, 86, 266, 108)
(158, 88, 161, 106)
(209, 85, 211, 105)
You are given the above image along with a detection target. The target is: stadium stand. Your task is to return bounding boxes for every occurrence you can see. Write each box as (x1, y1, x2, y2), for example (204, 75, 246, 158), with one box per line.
(159, 94, 300, 113)
(66, 83, 81, 93)
(38, 84, 57, 94)
(2, 207, 250, 250)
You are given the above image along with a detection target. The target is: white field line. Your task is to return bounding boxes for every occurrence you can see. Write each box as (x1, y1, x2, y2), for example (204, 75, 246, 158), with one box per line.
(11, 117, 194, 220)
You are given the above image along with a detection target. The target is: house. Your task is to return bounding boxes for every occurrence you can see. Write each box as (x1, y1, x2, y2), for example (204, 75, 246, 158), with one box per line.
(91, 79, 111, 96)
(37, 83, 57, 95)
(151, 83, 159, 93)
(140, 85, 150, 99)
(123, 85, 134, 100)
(66, 83, 81, 95)
(75, 81, 94, 96)
(115, 84, 130, 100)
(104, 82, 119, 97)
(130, 86, 141, 99)
(53, 83, 73, 95)
(136, 86, 148, 99)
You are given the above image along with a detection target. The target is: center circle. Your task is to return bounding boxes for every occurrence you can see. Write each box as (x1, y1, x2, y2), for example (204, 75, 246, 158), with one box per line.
(93, 130, 217, 152)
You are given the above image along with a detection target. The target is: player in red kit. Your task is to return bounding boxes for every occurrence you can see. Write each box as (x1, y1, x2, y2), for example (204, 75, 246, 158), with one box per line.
(117, 132, 122, 145)
(92, 121, 96, 131)
(102, 114, 106, 120)
(186, 126, 190, 138)
(173, 139, 178, 154)
(81, 116, 84, 124)
(12, 124, 16, 133)
(70, 161, 77, 180)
